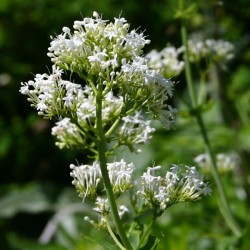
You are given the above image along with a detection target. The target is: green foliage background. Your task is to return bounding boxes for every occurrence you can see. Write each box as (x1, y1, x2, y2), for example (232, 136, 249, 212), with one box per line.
(0, 0, 250, 249)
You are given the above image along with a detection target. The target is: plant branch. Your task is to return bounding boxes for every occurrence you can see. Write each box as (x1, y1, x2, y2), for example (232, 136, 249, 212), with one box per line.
(105, 215, 126, 250)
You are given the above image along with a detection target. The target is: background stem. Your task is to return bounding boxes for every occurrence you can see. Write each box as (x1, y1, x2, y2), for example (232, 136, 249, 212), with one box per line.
(179, 0, 241, 237)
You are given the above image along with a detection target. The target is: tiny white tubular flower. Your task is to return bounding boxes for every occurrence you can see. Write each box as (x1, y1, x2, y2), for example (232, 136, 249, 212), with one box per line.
(118, 111, 155, 152)
(70, 161, 102, 199)
(92, 197, 109, 228)
(194, 152, 240, 174)
(107, 159, 134, 193)
(146, 45, 185, 78)
(138, 166, 162, 206)
(118, 205, 129, 219)
(138, 164, 211, 211)
(92, 197, 128, 227)
(93, 197, 110, 214)
(51, 118, 85, 149)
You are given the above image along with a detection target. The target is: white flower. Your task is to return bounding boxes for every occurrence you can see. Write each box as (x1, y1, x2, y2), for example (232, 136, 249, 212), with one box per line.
(51, 117, 85, 149)
(92, 197, 129, 225)
(20, 66, 65, 118)
(184, 38, 234, 63)
(93, 197, 109, 214)
(146, 45, 184, 78)
(47, 12, 176, 129)
(21, 12, 177, 145)
(107, 159, 134, 193)
(118, 205, 129, 218)
(205, 39, 234, 62)
(91, 197, 109, 228)
(194, 152, 240, 174)
(19, 65, 86, 119)
(48, 12, 150, 76)
(70, 161, 102, 199)
(118, 111, 155, 152)
(138, 164, 211, 211)
(138, 166, 163, 206)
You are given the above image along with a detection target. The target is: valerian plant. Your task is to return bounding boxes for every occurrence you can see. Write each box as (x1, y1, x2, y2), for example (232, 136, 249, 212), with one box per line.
(20, 12, 211, 250)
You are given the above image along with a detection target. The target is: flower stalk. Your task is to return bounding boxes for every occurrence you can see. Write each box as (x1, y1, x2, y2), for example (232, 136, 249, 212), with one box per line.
(96, 83, 133, 250)
(179, 0, 242, 237)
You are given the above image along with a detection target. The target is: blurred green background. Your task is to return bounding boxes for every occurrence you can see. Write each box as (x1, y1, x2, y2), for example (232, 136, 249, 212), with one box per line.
(1, 0, 250, 249)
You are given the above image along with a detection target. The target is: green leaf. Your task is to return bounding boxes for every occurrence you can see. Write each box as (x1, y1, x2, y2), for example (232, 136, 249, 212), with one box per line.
(174, 4, 198, 19)
(0, 183, 51, 218)
(7, 232, 67, 250)
(138, 235, 158, 250)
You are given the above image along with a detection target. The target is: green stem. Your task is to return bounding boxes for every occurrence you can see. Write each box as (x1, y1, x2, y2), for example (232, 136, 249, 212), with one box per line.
(180, 4, 197, 108)
(96, 83, 133, 250)
(105, 117, 121, 138)
(197, 71, 206, 105)
(179, 0, 241, 237)
(105, 215, 126, 250)
(195, 114, 241, 237)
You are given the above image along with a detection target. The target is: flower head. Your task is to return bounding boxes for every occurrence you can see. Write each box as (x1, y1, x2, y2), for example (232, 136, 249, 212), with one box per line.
(20, 65, 67, 118)
(48, 12, 150, 77)
(194, 152, 240, 174)
(185, 38, 234, 63)
(51, 118, 85, 149)
(138, 164, 211, 211)
(118, 111, 155, 152)
(107, 159, 134, 193)
(146, 46, 184, 78)
(70, 161, 102, 199)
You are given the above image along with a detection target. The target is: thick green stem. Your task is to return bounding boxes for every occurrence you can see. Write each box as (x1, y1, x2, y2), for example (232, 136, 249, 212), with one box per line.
(179, 0, 241, 237)
(96, 84, 133, 250)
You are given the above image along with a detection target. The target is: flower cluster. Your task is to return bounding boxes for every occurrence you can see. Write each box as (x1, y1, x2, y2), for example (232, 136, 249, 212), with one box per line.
(194, 152, 240, 174)
(47, 12, 150, 76)
(146, 39, 234, 79)
(70, 159, 134, 198)
(84, 197, 129, 228)
(70, 161, 102, 199)
(93, 197, 129, 218)
(107, 159, 134, 193)
(20, 65, 66, 118)
(20, 12, 177, 153)
(118, 111, 155, 153)
(51, 118, 84, 149)
(138, 165, 211, 211)
(186, 39, 234, 63)
(146, 45, 184, 78)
